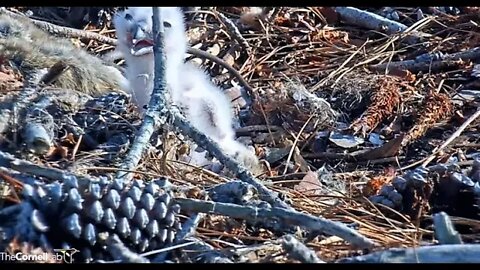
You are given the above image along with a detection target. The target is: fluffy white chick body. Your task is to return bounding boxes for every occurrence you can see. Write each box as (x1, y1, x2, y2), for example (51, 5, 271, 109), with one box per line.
(178, 62, 261, 173)
(113, 7, 187, 110)
(179, 62, 235, 141)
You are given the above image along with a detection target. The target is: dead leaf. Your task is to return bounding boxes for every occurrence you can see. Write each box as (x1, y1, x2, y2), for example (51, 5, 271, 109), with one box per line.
(355, 134, 404, 160)
(177, 143, 190, 156)
(274, 16, 292, 26)
(294, 170, 322, 196)
(0, 68, 23, 93)
(207, 44, 221, 56)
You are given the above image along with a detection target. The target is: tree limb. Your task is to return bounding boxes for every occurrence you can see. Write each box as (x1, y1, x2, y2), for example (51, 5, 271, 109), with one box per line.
(171, 109, 291, 209)
(337, 244, 480, 263)
(176, 198, 375, 249)
(371, 47, 480, 72)
(333, 7, 426, 44)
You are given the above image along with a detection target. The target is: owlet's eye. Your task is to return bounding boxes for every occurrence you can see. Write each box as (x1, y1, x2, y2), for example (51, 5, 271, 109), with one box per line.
(163, 21, 172, 28)
(125, 13, 133, 21)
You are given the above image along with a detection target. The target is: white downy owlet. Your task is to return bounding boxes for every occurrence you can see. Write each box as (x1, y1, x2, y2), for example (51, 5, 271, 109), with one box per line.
(114, 7, 261, 174)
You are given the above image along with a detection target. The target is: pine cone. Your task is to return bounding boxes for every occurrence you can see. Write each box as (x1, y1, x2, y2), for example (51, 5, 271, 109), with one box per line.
(0, 176, 182, 262)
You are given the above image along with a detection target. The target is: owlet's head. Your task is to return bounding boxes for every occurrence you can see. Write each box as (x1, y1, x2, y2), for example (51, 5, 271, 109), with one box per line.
(113, 7, 187, 66)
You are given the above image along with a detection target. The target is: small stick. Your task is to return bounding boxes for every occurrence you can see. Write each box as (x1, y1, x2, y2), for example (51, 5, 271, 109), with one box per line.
(333, 7, 426, 44)
(71, 134, 83, 161)
(214, 11, 251, 51)
(171, 108, 290, 209)
(422, 108, 480, 167)
(283, 115, 314, 175)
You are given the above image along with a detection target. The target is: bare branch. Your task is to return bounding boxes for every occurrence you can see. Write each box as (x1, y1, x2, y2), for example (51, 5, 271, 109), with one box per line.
(215, 11, 251, 51)
(337, 244, 480, 263)
(171, 109, 290, 209)
(333, 7, 425, 44)
(176, 198, 376, 249)
(371, 47, 480, 72)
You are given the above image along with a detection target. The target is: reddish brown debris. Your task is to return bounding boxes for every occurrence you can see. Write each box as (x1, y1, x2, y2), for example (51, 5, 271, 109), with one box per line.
(350, 77, 402, 137)
(362, 167, 396, 197)
(402, 92, 453, 146)
(0, 64, 23, 93)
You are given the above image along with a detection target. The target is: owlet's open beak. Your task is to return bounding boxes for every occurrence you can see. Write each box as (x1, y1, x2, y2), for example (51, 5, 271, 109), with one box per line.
(130, 23, 154, 56)
(131, 38, 154, 56)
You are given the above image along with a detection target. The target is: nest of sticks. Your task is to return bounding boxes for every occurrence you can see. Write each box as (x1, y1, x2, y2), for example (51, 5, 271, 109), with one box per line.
(0, 6, 479, 263)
